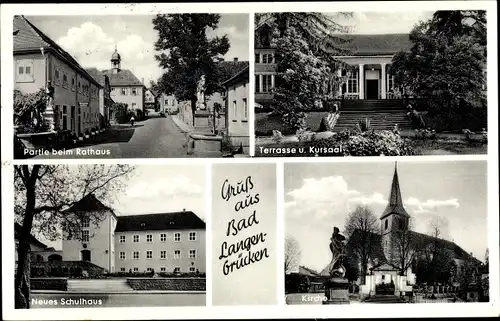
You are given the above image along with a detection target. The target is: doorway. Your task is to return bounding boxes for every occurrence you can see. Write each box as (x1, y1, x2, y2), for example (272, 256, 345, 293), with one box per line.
(81, 249, 91, 262)
(366, 79, 379, 99)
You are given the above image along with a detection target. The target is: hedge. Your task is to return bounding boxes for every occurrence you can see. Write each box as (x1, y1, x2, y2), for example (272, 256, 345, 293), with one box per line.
(127, 278, 206, 291)
(31, 278, 68, 291)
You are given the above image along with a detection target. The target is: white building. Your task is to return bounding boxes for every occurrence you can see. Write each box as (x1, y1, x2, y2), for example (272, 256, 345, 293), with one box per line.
(62, 194, 206, 274)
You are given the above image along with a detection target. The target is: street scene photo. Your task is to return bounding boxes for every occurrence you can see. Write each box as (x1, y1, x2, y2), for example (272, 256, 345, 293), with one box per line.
(14, 164, 207, 309)
(284, 161, 489, 304)
(254, 11, 487, 157)
(13, 14, 250, 159)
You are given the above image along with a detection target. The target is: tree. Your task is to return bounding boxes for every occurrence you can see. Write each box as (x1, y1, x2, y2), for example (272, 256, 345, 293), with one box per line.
(285, 235, 301, 274)
(14, 88, 50, 132)
(391, 10, 486, 118)
(255, 13, 352, 131)
(14, 165, 135, 309)
(153, 14, 230, 126)
(390, 218, 421, 276)
(343, 205, 378, 284)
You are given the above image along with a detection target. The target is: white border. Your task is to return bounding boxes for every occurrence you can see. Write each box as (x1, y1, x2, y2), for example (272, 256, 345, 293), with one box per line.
(2, 1, 499, 320)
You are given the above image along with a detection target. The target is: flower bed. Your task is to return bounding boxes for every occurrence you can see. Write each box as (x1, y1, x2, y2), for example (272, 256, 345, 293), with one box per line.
(127, 278, 206, 291)
(31, 277, 68, 291)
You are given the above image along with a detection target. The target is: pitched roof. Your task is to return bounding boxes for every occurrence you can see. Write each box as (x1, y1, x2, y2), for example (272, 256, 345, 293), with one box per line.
(65, 194, 112, 213)
(337, 33, 412, 56)
(100, 69, 144, 87)
(222, 66, 249, 87)
(381, 164, 410, 219)
(298, 265, 321, 277)
(13, 15, 101, 87)
(409, 230, 477, 262)
(115, 211, 205, 232)
(14, 223, 47, 249)
(217, 60, 249, 84)
(85, 68, 106, 86)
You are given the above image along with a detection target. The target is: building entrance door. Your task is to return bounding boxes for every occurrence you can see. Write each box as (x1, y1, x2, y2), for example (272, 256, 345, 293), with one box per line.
(81, 250, 91, 262)
(366, 79, 379, 99)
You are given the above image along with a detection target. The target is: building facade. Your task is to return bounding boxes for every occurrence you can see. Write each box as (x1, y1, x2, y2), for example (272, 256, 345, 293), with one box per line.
(85, 68, 113, 128)
(14, 15, 103, 135)
(145, 88, 158, 111)
(223, 66, 250, 153)
(101, 48, 146, 117)
(160, 94, 179, 114)
(61, 194, 206, 274)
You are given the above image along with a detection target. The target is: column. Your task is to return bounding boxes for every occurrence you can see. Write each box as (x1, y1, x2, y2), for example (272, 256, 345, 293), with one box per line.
(337, 68, 342, 97)
(358, 64, 364, 99)
(381, 63, 387, 99)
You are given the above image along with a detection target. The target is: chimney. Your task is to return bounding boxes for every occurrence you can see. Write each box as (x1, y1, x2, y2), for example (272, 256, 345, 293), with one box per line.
(233, 57, 238, 62)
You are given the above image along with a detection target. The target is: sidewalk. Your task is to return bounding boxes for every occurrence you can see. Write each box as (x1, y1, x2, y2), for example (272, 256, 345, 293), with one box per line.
(170, 115, 194, 133)
(32, 289, 206, 294)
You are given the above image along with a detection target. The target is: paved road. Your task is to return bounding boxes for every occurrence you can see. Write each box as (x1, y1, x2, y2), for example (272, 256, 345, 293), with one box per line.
(30, 292, 206, 308)
(33, 115, 194, 159)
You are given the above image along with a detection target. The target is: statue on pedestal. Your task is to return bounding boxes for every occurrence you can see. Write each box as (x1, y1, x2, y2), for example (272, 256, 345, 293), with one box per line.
(322, 226, 350, 304)
(196, 75, 206, 111)
(326, 227, 347, 278)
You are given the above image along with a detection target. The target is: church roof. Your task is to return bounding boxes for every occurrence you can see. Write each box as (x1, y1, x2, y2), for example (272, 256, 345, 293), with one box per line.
(13, 15, 101, 88)
(100, 69, 144, 87)
(115, 211, 205, 232)
(381, 164, 410, 219)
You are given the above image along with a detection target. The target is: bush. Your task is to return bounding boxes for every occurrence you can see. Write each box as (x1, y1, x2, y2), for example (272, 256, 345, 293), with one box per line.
(31, 278, 68, 291)
(414, 128, 437, 140)
(285, 273, 311, 294)
(282, 111, 307, 133)
(127, 278, 206, 291)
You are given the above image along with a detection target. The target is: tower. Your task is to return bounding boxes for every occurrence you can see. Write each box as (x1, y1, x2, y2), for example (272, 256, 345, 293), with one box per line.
(380, 162, 410, 264)
(111, 45, 121, 74)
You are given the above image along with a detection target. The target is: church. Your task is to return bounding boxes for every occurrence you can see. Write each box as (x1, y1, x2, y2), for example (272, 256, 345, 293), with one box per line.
(344, 164, 481, 297)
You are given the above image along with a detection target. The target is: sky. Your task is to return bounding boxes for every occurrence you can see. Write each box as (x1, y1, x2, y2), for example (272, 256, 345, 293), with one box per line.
(38, 164, 206, 250)
(25, 14, 249, 85)
(284, 161, 488, 273)
(336, 11, 434, 34)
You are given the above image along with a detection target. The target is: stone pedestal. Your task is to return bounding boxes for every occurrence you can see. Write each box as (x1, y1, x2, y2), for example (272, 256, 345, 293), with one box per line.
(323, 278, 350, 305)
(194, 110, 212, 133)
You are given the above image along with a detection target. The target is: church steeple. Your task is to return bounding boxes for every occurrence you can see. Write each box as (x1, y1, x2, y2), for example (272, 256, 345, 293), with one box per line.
(380, 162, 409, 220)
(111, 45, 121, 74)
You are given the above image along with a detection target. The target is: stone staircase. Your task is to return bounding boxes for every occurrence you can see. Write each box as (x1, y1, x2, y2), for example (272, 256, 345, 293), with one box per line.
(335, 99, 411, 131)
(67, 279, 133, 292)
(364, 294, 406, 304)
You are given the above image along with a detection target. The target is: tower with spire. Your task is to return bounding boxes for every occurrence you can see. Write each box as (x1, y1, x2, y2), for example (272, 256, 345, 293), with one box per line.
(110, 45, 121, 74)
(380, 162, 411, 264)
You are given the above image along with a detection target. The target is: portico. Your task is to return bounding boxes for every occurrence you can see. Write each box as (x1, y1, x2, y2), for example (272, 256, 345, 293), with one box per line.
(336, 56, 398, 100)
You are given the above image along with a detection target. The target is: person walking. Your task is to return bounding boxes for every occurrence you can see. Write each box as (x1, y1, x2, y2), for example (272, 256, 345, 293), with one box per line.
(130, 115, 135, 127)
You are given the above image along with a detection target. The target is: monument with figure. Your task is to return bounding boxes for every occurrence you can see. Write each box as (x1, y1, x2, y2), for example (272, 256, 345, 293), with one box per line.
(322, 227, 350, 304)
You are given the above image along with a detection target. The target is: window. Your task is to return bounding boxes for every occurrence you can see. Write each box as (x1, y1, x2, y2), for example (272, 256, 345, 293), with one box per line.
(160, 250, 167, 259)
(189, 232, 196, 241)
(385, 220, 388, 230)
(174, 267, 180, 273)
(132, 88, 137, 95)
(254, 53, 260, 63)
(262, 75, 273, 92)
(189, 267, 196, 272)
(63, 73, 68, 84)
(120, 235, 125, 243)
(16, 61, 35, 82)
(255, 75, 260, 93)
(82, 230, 89, 242)
(232, 100, 237, 121)
(146, 251, 153, 259)
(82, 217, 90, 228)
(146, 234, 152, 243)
(160, 233, 167, 242)
(242, 99, 248, 120)
(147, 268, 153, 272)
(119, 252, 125, 260)
(55, 69, 60, 79)
(174, 250, 181, 259)
(133, 267, 138, 272)
(18, 66, 24, 74)
(72, 78, 75, 86)
(133, 235, 139, 243)
(62, 105, 67, 131)
(262, 53, 274, 64)
(133, 251, 139, 259)
(160, 267, 166, 272)
(25, 66, 32, 74)
(174, 233, 181, 242)
(121, 88, 127, 95)
(189, 250, 196, 259)
(347, 70, 358, 94)
(120, 268, 125, 272)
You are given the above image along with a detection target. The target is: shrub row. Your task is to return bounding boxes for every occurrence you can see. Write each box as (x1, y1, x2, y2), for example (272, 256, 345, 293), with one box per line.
(30, 278, 68, 291)
(127, 278, 206, 291)
(107, 271, 206, 278)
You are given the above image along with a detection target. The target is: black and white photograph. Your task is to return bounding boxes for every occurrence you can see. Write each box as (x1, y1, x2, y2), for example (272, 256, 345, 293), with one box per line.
(13, 13, 250, 159)
(254, 11, 488, 157)
(284, 161, 489, 304)
(14, 164, 207, 309)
